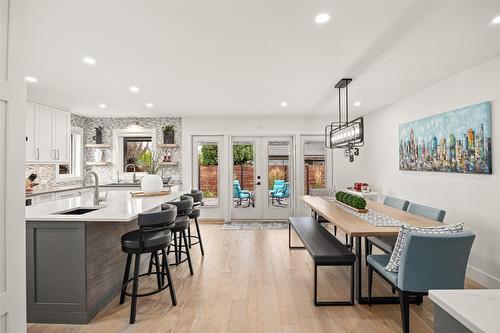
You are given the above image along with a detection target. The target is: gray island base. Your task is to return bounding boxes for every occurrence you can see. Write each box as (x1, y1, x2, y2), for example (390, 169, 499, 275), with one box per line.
(25, 190, 182, 324)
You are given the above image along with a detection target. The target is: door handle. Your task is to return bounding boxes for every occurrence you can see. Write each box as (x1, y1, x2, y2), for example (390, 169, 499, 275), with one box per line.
(57, 150, 60, 160)
(36, 148, 40, 159)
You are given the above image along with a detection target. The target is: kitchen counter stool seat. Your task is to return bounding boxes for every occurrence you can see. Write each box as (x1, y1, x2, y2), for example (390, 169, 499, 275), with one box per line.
(164, 196, 194, 275)
(119, 206, 178, 324)
(184, 190, 205, 256)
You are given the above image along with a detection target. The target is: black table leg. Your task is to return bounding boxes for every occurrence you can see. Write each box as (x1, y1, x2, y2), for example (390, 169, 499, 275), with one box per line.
(355, 236, 362, 303)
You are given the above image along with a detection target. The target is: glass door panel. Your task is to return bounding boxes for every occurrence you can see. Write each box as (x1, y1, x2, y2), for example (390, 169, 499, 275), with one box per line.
(231, 137, 261, 220)
(192, 135, 225, 218)
(267, 140, 290, 208)
(296, 135, 333, 216)
(262, 137, 293, 219)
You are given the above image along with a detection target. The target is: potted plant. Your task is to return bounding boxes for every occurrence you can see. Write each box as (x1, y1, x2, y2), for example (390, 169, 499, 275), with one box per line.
(93, 126, 103, 144)
(162, 124, 175, 144)
(137, 149, 163, 194)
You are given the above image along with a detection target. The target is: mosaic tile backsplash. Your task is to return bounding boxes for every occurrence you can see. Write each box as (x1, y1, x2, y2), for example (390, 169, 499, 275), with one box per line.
(26, 115, 183, 186)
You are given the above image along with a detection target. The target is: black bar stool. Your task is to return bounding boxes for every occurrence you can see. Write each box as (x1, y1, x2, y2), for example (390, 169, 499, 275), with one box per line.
(184, 190, 205, 256)
(119, 205, 177, 324)
(165, 195, 194, 275)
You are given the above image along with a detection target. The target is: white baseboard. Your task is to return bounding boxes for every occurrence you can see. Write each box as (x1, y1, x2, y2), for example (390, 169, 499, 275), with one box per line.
(467, 265, 500, 288)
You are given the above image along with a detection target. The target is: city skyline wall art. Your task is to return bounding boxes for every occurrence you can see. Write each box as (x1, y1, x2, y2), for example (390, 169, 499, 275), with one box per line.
(399, 101, 492, 174)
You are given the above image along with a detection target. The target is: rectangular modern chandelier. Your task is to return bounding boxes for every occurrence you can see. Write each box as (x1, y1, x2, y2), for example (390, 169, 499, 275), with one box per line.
(324, 78, 364, 162)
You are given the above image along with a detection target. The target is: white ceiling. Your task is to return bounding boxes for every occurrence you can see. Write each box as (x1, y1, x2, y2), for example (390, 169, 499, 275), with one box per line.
(26, 1, 500, 118)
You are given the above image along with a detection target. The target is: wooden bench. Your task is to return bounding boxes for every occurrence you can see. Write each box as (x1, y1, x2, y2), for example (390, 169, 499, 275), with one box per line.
(288, 217, 355, 306)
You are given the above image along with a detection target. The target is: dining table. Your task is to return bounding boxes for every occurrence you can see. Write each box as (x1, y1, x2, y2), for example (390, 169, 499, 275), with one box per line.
(302, 195, 443, 305)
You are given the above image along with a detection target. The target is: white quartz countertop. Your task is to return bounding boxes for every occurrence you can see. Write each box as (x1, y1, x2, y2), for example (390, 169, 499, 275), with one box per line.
(429, 289, 500, 333)
(26, 190, 183, 222)
(26, 184, 83, 197)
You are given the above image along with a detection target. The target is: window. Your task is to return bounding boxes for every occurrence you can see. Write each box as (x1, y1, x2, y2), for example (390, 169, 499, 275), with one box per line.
(57, 127, 83, 181)
(123, 136, 152, 172)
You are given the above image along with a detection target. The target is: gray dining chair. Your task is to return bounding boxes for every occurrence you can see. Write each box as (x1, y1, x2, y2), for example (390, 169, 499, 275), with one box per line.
(367, 230, 475, 333)
(365, 196, 410, 260)
(407, 202, 446, 222)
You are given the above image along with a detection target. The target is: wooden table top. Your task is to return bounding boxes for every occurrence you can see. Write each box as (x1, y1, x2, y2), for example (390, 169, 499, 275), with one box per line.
(302, 196, 442, 237)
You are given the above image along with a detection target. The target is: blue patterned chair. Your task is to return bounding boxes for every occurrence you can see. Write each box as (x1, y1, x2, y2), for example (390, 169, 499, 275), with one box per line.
(367, 231, 475, 333)
(366, 196, 411, 261)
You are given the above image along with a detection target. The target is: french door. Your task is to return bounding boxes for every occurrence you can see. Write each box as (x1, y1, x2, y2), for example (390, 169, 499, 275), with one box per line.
(230, 136, 294, 220)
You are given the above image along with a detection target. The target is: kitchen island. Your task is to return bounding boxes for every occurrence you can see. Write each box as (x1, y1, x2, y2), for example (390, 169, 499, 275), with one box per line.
(25, 190, 183, 324)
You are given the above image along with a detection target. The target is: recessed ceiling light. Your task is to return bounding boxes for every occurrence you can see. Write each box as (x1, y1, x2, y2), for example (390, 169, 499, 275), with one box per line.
(129, 86, 139, 93)
(354, 101, 362, 107)
(24, 76, 38, 83)
(98, 103, 107, 109)
(315, 13, 331, 24)
(281, 101, 288, 108)
(491, 15, 500, 25)
(145, 103, 154, 108)
(82, 56, 97, 65)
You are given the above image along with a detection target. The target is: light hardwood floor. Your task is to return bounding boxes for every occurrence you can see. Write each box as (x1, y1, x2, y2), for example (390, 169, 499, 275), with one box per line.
(28, 223, 482, 333)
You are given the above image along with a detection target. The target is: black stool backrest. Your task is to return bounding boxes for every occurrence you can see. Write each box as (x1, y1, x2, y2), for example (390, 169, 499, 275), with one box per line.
(136, 205, 177, 251)
(185, 191, 204, 207)
(138, 204, 177, 230)
(165, 195, 193, 216)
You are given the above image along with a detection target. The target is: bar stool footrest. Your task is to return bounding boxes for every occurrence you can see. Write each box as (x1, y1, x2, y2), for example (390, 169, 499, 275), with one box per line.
(122, 272, 172, 298)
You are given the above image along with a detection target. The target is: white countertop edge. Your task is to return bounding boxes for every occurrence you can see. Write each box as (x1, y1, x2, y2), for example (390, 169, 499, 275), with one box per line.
(429, 289, 498, 333)
(26, 190, 184, 222)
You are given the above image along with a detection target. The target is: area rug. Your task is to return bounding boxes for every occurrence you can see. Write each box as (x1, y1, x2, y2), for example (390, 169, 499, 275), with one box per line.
(223, 221, 288, 230)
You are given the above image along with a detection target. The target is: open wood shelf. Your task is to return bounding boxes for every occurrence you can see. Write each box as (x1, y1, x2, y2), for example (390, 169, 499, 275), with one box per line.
(85, 144, 111, 148)
(157, 143, 179, 149)
(86, 161, 111, 166)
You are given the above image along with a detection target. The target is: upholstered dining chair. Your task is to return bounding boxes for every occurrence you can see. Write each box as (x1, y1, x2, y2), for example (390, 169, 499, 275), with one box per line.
(407, 202, 446, 222)
(365, 196, 410, 261)
(367, 231, 475, 333)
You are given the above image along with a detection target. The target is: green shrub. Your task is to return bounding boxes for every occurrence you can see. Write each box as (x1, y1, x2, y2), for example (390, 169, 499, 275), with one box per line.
(351, 196, 367, 209)
(337, 191, 346, 202)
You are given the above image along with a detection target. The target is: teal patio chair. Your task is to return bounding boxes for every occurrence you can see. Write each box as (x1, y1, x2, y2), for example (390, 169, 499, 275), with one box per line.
(233, 180, 252, 207)
(271, 182, 289, 206)
(270, 180, 285, 195)
(367, 231, 475, 333)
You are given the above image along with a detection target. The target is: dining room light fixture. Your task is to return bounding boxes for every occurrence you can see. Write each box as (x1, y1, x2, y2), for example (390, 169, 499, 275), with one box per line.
(324, 78, 364, 162)
(129, 86, 139, 93)
(280, 101, 288, 108)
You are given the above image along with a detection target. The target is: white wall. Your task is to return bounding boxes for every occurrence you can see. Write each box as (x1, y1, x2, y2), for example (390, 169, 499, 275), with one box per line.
(347, 56, 500, 288)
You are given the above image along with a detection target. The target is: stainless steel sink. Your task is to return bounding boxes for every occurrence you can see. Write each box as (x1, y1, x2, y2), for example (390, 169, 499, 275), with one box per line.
(53, 207, 102, 215)
(104, 182, 141, 187)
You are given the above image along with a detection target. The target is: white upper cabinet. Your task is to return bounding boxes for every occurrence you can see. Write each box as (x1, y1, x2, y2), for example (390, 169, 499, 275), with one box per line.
(27, 101, 70, 163)
(52, 109, 70, 162)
